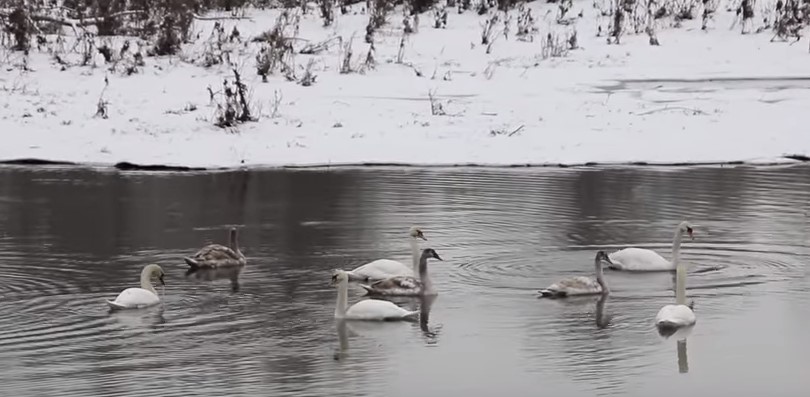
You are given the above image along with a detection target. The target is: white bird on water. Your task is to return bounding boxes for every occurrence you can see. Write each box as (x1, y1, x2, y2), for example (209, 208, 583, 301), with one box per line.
(655, 254, 696, 333)
(331, 270, 418, 321)
(343, 226, 427, 282)
(106, 264, 165, 310)
(607, 221, 695, 271)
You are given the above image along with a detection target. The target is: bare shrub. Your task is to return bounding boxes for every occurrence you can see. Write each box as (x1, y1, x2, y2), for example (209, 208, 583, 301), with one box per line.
(298, 59, 317, 86)
(481, 13, 500, 45)
(340, 35, 355, 74)
(433, 6, 448, 28)
(541, 31, 570, 59)
(319, 0, 336, 26)
(254, 13, 296, 81)
(212, 69, 257, 128)
(516, 3, 536, 41)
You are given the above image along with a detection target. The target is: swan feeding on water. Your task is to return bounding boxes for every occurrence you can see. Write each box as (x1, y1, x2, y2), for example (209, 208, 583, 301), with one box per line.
(184, 227, 246, 269)
(331, 270, 419, 321)
(359, 248, 443, 297)
(607, 221, 694, 271)
(655, 257, 696, 332)
(106, 264, 165, 310)
(344, 226, 427, 282)
(538, 251, 612, 297)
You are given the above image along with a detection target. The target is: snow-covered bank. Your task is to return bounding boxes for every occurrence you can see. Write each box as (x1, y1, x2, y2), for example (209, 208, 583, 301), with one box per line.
(2, 1, 810, 169)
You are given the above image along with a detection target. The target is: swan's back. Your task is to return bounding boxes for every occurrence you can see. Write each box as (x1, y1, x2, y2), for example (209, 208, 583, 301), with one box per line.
(344, 299, 418, 321)
(107, 287, 160, 310)
(655, 304, 696, 328)
(351, 259, 413, 281)
(540, 276, 602, 297)
(608, 248, 673, 271)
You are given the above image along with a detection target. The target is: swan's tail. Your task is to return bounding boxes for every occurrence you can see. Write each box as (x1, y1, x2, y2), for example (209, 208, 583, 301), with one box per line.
(106, 300, 127, 311)
(184, 256, 200, 270)
(537, 289, 563, 298)
(402, 310, 419, 321)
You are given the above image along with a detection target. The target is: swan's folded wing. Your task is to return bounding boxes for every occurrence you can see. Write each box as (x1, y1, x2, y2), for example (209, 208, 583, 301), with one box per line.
(371, 276, 421, 290)
(194, 244, 240, 260)
(554, 276, 599, 292)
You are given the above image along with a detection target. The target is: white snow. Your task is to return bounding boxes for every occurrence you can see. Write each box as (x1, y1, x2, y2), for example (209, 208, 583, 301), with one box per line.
(1, 1, 809, 169)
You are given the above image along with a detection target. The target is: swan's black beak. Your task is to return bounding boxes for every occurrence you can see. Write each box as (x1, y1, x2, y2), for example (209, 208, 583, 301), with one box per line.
(433, 253, 443, 261)
(687, 227, 694, 240)
(330, 273, 339, 286)
(159, 274, 165, 286)
(417, 231, 427, 241)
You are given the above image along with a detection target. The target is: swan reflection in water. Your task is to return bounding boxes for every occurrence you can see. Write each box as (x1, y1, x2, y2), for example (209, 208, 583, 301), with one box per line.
(108, 306, 167, 329)
(334, 295, 438, 360)
(186, 265, 245, 292)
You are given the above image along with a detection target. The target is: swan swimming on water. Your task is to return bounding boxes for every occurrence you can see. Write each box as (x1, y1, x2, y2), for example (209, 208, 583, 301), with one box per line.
(655, 256, 696, 333)
(106, 264, 165, 310)
(184, 227, 246, 269)
(344, 226, 427, 282)
(538, 251, 612, 297)
(607, 221, 694, 271)
(331, 270, 419, 321)
(359, 248, 443, 297)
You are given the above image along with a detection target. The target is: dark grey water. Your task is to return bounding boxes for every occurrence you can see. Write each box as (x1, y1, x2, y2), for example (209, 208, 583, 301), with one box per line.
(0, 164, 808, 396)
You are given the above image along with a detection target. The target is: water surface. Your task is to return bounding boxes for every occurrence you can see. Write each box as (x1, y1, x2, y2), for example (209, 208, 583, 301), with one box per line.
(0, 164, 808, 396)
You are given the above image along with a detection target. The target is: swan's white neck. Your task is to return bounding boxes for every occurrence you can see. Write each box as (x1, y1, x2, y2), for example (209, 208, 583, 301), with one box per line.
(671, 227, 684, 265)
(140, 268, 157, 295)
(335, 279, 348, 318)
(410, 237, 419, 274)
(595, 258, 608, 293)
(675, 261, 687, 306)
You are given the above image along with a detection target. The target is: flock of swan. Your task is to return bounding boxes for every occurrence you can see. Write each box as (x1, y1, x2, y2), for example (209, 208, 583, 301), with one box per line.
(106, 221, 697, 333)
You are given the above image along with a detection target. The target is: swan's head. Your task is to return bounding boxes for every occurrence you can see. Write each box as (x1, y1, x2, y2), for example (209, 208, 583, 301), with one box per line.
(421, 248, 443, 261)
(146, 264, 165, 285)
(678, 221, 695, 240)
(409, 226, 427, 241)
(595, 250, 613, 266)
(330, 270, 349, 286)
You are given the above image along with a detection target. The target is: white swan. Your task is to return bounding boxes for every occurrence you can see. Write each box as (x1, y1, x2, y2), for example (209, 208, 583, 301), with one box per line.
(345, 226, 427, 282)
(608, 221, 694, 271)
(538, 251, 612, 297)
(331, 270, 419, 321)
(655, 256, 696, 332)
(359, 248, 443, 296)
(106, 264, 165, 310)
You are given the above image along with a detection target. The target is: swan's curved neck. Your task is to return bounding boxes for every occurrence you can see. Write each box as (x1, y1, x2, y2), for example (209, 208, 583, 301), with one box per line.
(675, 262, 687, 305)
(410, 237, 419, 274)
(140, 268, 157, 295)
(418, 254, 433, 291)
(595, 258, 607, 292)
(335, 279, 348, 318)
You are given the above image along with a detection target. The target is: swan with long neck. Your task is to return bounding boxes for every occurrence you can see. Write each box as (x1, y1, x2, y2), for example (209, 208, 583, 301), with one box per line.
(106, 264, 165, 310)
(655, 257, 696, 332)
(359, 248, 443, 296)
(184, 227, 246, 269)
(331, 270, 419, 321)
(344, 226, 427, 282)
(607, 221, 694, 271)
(538, 251, 612, 297)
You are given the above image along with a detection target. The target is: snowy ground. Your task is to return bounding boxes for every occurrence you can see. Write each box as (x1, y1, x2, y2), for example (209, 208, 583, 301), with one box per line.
(1, 1, 810, 169)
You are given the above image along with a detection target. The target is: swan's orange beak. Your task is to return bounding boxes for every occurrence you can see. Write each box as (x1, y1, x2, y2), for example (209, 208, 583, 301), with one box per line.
(687, 227, 694, 240)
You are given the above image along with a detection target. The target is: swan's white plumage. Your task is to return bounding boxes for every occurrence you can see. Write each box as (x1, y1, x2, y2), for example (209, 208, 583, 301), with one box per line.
(608, 247, 674, 271)
(655, 304, 696, 328)
(106, 287, 160, 310)
(342, 299, 419, 321)
(349, 259, 414, 282)
(106, 264, 164, 311)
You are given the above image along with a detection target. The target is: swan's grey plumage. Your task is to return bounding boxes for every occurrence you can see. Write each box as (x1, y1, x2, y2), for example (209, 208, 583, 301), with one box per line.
(359, 248, 443, 296)
(184, 227, 246, 269)
(538, 251, 612, 297)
